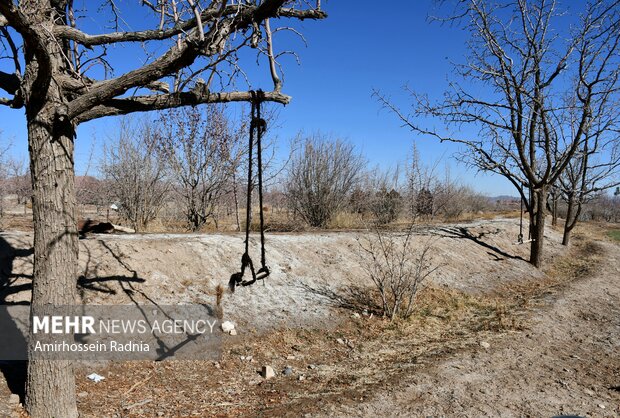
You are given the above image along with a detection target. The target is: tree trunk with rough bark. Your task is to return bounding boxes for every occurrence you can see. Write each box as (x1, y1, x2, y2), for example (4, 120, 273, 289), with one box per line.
(562, 194, 581, 246)
(21, 2, 79, 414)
(25, 113, 79, 417)
(529, 188, 547, 268)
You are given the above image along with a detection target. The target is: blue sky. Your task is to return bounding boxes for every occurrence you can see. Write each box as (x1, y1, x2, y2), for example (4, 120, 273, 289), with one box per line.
(1, 0, 568, 196)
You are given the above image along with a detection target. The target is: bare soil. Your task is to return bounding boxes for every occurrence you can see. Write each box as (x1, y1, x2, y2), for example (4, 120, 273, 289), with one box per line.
(1, 218, 618, 417)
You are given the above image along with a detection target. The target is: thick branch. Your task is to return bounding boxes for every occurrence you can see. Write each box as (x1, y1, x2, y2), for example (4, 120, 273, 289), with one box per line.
(75, 88, 290, 123)
(53, 5, 326, 47)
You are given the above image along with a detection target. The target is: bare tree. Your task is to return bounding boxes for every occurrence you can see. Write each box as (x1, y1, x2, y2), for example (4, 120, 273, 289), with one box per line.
(285, 133, 364, 227)
(377, 0, 620, 267)
(101, 119, 170, 232)
(0, 1, 325, 415)
(557, 121, 620, 245)
(158, 105, 245, 231)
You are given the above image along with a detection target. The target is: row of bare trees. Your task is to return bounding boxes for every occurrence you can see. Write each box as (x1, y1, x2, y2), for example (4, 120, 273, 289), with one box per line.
(86, 126, 496, 232)
(283, 134, 491, 228)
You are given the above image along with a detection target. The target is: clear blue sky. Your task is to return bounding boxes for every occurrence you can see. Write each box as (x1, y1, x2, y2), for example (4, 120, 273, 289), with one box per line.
(1, 0, 560, 196)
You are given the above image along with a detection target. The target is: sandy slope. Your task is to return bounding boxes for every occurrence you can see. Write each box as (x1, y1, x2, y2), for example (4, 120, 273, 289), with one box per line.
(1, 218, 562, 331)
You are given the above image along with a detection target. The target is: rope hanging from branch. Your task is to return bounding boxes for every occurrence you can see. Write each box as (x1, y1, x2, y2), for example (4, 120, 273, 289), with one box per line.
(229, 90, 270, 292)
(516, 192, 534, 245)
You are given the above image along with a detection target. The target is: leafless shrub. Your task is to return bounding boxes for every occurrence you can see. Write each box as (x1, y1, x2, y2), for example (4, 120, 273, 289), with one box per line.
(357, 227, 439, 320)
(100, 118, 170, 232)
(285, 133, 364, 227)
(366, 167, 403, 225)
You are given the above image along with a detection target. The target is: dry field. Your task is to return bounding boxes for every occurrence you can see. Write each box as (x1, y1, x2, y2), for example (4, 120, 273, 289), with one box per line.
(1, 217, 618, 417)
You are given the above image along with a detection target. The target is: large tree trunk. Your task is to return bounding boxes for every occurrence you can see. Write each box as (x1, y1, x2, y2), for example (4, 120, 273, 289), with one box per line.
(529, 188, 547, 268)
(21, 1, 80, 414)
(24, 105, 79, 417)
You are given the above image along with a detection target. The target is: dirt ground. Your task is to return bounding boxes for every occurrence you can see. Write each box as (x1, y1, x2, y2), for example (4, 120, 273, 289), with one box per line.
(1, 218, 618, 417)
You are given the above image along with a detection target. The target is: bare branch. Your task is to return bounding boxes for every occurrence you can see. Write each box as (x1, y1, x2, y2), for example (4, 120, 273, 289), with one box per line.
(75, 87, 290, 123)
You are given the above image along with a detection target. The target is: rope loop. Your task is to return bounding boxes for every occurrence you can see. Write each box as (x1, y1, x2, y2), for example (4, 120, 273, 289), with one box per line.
(229, 90, 270, 292)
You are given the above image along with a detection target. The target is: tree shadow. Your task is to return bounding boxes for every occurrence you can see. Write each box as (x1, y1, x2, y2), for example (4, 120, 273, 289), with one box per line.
(432, 226, 525, 261)
(95, 240, 218, 360)
(0, 236, 32, 402)
(296, 281, 383, 316)
(0, 234, 219, 401)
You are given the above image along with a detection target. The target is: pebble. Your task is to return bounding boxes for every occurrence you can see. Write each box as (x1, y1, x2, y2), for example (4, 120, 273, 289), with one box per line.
(351, 312, 361, 319)
(221, 321, 235, 333)
(286, 355, 296, 360)
(8, 394, 20, 405)
(479, 341, 490, 349)
(229, 329, 237, 336)
(308, 364, 317, 370)
(298, 375, 305, 381)
(283, 366, 293, 376)
(598, 404, 605, 409)
(262, 365, 275, 379)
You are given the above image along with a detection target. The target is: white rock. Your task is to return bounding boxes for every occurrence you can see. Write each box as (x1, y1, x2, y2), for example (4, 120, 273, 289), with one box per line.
(336, 338, 345, 345)
(8, 394, 20, 405)
(262, 365, 275, 379)
(598, 404, 605, 409)
(229, 329, 237, 336)
(221, 321, 235, 333)
(479, 341, 490, 349)
(351, 312, 361, 319)
(87, 373, 105, 383)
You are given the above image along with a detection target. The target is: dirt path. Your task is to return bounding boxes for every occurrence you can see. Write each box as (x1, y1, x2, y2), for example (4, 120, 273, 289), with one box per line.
(316, 240, 620, 418)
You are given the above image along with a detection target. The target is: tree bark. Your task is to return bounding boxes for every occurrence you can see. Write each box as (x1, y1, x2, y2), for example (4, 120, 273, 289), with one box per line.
(529, 188, 547, 268)
(25, 110, 79, 417)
